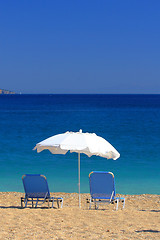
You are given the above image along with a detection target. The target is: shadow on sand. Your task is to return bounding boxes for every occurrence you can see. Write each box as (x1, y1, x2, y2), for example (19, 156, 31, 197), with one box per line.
(139, 209, 160, 212)
(0, 205, 57, 209)
(136, 230, 160, 233)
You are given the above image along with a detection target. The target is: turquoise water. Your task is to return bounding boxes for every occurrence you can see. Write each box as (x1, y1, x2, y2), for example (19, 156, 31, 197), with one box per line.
(0, 94, 160, 194)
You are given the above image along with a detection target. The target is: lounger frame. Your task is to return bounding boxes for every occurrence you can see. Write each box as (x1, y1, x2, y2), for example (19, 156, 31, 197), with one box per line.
(21, 174, 63, 208)
(89, 171, 125, 210)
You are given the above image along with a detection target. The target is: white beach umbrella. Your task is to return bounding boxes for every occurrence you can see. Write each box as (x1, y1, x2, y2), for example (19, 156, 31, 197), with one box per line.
(34, 129, 120, 208)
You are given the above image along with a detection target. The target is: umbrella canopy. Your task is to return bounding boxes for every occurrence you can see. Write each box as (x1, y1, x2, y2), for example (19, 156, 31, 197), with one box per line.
(34, 130, 120, 207)
(34, 130, 120, 159)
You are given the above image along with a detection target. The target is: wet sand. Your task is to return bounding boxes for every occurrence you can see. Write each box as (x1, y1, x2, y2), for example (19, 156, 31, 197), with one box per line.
(0, 192, 160, 239)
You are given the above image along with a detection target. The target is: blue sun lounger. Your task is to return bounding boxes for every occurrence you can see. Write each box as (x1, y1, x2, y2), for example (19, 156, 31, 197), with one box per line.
(21, 174, 63, 208)
(89, 171, 125, 210)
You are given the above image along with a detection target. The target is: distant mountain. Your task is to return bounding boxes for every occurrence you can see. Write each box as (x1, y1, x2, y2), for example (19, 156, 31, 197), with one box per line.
(0, 89, 15, 94)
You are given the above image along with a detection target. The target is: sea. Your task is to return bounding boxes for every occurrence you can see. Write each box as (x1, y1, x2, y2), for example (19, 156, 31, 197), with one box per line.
(0, 94, 160, 195)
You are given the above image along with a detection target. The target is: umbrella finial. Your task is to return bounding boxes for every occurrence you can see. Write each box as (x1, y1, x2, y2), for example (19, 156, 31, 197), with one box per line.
(79, 129, 82, 133)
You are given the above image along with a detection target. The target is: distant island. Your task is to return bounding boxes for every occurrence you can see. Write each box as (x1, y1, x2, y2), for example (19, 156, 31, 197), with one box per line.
(0, 89, 15, 94)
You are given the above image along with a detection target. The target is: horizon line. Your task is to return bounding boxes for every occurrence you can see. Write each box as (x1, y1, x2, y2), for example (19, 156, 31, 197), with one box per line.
(1, 93, 160, 95)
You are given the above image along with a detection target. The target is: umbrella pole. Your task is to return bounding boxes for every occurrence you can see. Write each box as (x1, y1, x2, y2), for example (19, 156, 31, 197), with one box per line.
(78, 152, 81, 208)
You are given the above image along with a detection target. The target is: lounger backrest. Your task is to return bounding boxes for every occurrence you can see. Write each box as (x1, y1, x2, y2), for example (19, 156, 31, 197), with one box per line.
(89, 171, 116, 199)
(22, 174, 50, 198)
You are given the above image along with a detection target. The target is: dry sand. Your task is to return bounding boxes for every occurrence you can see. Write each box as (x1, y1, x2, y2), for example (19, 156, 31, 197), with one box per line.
(0, 192, 160, 239)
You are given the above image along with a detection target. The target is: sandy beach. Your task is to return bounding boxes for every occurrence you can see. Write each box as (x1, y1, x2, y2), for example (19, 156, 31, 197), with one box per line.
(0, 192, 159, 239)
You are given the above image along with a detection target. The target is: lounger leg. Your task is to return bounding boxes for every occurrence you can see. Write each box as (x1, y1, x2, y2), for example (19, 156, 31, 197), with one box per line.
(57, 199, 59, 208)
(61, 199, 63, 208)
(32, 198, 34, 208)
(89, 198, 92, 209)
(25, 198, 28, 208)
(96, 201, 99, 210)
(123, 199, 125, 209)
(116, 199, 119, 210)
(21, 198, 23, 208)
(48, 199, 50, 208)
(52, 198, 54, 208)
(94, 199, 97, 210)
(35, 198, 38, 208)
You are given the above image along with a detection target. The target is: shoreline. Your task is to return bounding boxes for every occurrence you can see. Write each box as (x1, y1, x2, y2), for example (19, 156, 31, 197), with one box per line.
(0, 191, 159, 195)
(0, 192, 160, 239)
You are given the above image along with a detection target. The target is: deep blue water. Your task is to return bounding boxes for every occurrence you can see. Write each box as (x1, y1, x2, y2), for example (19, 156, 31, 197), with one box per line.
(0, 94, 160, 194)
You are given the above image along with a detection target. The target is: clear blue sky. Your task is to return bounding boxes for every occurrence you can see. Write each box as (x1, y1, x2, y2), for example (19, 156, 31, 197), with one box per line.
(0, 0, 160, 94)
